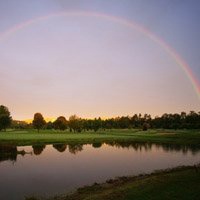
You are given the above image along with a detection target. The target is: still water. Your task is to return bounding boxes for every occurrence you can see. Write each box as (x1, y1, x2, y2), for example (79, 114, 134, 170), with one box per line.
(0, 142, 200, 200)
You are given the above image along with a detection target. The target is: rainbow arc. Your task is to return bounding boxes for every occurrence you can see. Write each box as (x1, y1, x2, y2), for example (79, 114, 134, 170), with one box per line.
(0, 11, 199, 100)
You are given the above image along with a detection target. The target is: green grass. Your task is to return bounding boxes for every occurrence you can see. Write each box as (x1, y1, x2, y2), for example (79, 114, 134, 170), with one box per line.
(26, 165, 200, 200)
(0, 129, 200, 146)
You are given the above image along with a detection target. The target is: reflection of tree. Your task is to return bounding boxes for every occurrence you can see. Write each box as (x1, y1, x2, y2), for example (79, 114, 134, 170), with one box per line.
(92, 142, 102, 148)
(32, 145, 46, 155)
(53, 144, 67, 152)
(68, 144, 83, 154)
(105, 141, 200, 154)
(156, 143, 199, 155)
(0, 145, 17, 162)
(105, 141, 150, 151)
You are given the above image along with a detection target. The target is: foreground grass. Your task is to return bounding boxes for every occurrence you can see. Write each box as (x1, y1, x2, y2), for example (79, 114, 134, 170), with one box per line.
(27, 164, 200, 200)
(0, 129, 200, 146)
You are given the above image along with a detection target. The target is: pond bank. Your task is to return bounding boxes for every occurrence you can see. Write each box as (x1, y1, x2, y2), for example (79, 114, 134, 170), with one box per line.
(27, 164, 200, 200)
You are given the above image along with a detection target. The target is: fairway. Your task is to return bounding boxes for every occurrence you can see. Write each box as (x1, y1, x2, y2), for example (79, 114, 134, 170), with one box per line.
(0, 129, 200, 146)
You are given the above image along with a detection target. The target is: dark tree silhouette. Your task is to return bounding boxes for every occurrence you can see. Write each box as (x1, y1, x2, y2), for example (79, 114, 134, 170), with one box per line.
(45, 121, 54, 129)
(68, 115, 82, 132)
(11, 120, 30, 129)
(54, 116, 68, 130)
(32, 113, 46, 132)
(0, 105, 12, 131)
(92, 118, 102, 132)
(142, 122, 149, 131)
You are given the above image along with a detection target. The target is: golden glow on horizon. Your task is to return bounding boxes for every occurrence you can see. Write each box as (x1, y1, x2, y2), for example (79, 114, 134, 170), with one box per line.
(23, 116, 112, 123)
(24, 117, 56, 124)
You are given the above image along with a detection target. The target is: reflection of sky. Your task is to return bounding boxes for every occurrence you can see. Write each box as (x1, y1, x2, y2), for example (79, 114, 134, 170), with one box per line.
(0, 143, 199, 199)
(0, 1, 199, 119)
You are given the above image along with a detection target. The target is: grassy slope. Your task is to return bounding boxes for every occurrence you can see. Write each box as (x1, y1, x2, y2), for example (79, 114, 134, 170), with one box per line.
(45, 165, 200, 200)
(0, 129, 200, 146)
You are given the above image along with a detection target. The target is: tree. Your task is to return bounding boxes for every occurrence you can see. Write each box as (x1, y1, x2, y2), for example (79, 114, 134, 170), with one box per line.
(118, 116, 131, 129)
(92, 117, 102, 132)
(32, 113, 46, 132)
(11, 120, 29, 129)
(0, 105, 12, 131)
(142, 122, 149, 131)
(53, 116, 68, 130)
(68, 115, 82, 132)
(131, 114, 139, 128)
(45, 121, 54, 130)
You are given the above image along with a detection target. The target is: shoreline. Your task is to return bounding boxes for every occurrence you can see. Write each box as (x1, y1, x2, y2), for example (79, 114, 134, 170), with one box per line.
(26, 164, 200, 200)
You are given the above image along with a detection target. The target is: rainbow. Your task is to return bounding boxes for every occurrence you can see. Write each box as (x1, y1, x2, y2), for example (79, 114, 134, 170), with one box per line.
(0, 11, 200, 100)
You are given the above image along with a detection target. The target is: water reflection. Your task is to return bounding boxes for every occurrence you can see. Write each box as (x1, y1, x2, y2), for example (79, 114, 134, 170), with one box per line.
(92, 142, 102, 148)
(52, 143, 83, 154)
(32, 145, 46, 155)
(68, 144, 83, 154)
(0, 145, 25, 163)
(0, 142, 199, 200)
(0, 142, 199, 163)
(53, 144, 67, 152)
(105, 141, 200, 155)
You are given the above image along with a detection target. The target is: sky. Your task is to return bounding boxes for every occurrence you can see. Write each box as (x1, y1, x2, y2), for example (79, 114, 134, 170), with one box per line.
(0, 0, 200, 120)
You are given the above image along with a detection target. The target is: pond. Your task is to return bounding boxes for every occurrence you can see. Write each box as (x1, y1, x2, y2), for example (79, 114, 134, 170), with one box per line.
(0, 142, 200, 199)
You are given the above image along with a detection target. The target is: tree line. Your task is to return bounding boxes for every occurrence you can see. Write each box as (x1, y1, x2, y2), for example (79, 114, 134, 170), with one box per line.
(0, 105, 200, 132)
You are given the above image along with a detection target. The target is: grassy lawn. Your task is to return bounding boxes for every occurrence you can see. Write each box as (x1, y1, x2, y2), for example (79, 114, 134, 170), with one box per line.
(0, 129, 199, 146)
(26, 165, 200, 200)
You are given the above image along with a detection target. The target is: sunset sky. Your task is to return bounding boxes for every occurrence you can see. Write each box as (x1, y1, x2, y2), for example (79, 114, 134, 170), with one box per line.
(0, 0, 200, 120)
